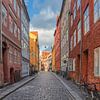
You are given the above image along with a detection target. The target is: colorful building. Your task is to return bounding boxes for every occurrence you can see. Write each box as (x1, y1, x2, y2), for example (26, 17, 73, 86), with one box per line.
(30, 31, 39, 73)
(41, 51, 50, 71)
(0, 0, 22, 86)
(69, 0, 100, 90)
(52, 46, 56, 72)
(54, 17, 61, 73)
(60, 0, 70, 76)
(21, 0, 30, 78)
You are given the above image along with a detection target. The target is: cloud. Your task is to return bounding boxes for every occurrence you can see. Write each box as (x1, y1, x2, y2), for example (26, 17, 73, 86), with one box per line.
(30, 24, 55, 51)
(25, 0, 63, 51)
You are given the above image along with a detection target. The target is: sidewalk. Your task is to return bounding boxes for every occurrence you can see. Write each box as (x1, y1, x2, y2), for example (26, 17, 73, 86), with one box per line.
(0, 74, 37, 99)
(52, 72, 86, 100)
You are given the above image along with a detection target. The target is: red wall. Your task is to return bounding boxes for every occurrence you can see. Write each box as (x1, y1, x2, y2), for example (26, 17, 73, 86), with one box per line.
(54, 18, 61, 72)
(69, 0, 100, 90)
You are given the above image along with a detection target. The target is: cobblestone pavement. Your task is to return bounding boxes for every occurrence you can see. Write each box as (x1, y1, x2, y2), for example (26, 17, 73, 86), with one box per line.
(3, 72, 74, 100)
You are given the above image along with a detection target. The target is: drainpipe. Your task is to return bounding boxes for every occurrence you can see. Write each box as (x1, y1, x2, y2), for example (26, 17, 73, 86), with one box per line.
(79, 0, 83, 83)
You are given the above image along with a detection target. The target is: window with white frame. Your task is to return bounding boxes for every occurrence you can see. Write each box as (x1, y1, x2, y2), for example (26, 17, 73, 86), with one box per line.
(74, 30, 76, 47)
(14, 22, 17, 37)
(2, 4, 7, 27)
(74, 1, 77, 19)
(9, 47, 13, 63)
(84, 6, 89, 34)
(94, 0, 100, 23)
(73, 58, 76, 71)
(77, 0, 81, 9)
(70, 36, 73, 51)
(78, 20, 81, 42)
(18, 28, 20, 41)
(94, 47, 100, 76)
(71, 15, 73, 26)
(66, 29, 68, 41)
(17, 3, 20, 18)
(9, 15, 13, 33)
(14, 0, 16, 12)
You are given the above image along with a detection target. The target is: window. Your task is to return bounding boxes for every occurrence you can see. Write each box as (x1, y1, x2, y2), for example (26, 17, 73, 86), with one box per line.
(94, 0, 100, 23)
(66, 29, 68, 41)
(84, 6, 89, 34)
(14, 0, 16, 12)
(94, 47, 100, 76)
(74, 1, 77, 19)
(9, 15, 13, 33)
(74, 30, 76, 47)
(71, 15, 73, 26)
(77, 0, 81, 9)
(9, 0, 13, 4)
(17, 3, 20, 18)
(18, 28, 20, 41)
(2, 4, 7, 27)
(70, 36, 73, 51)
(73, 58, 76, 71)
(14, 22, 17, 37)
(9, 47, 13, 63)
(78, 20, 81, 42)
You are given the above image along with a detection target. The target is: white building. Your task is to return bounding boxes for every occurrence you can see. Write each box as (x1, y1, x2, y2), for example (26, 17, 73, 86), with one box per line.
(21, 0, 30, 77)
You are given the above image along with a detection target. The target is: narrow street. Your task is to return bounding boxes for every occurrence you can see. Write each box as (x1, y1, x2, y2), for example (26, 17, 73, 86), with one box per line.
(3, 72, 74, 100)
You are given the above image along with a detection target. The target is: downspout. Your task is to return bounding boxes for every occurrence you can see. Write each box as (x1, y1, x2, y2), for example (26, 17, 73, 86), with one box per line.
(79, 0, 83, 83)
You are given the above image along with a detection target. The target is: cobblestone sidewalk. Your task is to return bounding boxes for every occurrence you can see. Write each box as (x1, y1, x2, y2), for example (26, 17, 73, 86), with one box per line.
(56, 73, 86, 100)
(0, 74, 37, 99)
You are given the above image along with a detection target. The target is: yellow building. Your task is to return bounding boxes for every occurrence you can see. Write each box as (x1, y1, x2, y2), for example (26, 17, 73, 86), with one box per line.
(52, 46, 56, 72)
(30, 31, 39, 73)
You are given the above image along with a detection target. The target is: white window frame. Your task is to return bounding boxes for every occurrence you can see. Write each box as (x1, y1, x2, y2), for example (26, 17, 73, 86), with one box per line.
(94, 0, 100, 23)
(84, 6, 89, 34)
(2, 4, 7, 27)
(74, 30, 76, 47)
(94, 47, 100, 76)
(77, 0, 81, 9)
(73, 58, 76, 71)
(78, 20, 81, 42)
(74, 1, 77, 20)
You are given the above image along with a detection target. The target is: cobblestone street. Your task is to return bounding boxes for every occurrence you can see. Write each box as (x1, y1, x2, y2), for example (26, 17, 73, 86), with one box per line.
(3, 72, 74, 100)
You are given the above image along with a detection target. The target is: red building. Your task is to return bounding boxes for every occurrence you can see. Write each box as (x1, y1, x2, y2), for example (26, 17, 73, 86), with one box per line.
(69, 0, 100, 89)
(54, 17, 61, 73)
(0, 0, 22, 86)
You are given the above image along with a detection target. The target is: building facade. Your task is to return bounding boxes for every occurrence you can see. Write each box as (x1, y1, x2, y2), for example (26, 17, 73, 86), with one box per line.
(54, 17, 61, 73)
(41, 51, 50, 71)
(60, 0, 70, 76)
(52, 46, 56, 72)
(0, 0, 22, 86)
(69, 0, 100, 90)
(21, 0, 30, 78)
(30, 32, 39, 73)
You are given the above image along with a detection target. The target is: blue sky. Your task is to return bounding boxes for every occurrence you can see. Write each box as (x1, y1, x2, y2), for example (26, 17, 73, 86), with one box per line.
(24, 0, 63, 51)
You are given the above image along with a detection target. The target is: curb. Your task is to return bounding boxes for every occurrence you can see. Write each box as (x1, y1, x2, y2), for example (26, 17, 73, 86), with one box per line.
(52, 72, 83, 100)
(0, 74, 38, 100)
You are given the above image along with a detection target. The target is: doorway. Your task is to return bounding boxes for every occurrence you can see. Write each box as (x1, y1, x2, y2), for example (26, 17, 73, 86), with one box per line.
(83, 50, 88, 82)
(2, 42, 7, 83)
(10, 68, 14, 83)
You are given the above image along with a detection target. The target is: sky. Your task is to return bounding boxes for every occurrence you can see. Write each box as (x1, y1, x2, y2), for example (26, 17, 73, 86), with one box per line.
(24, 0, 63, 51)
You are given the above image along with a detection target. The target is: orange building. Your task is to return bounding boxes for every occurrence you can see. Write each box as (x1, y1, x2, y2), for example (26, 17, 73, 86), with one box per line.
(30, 32, 39, 73)
(52, 46, 56, 72)
(41, 51, 50, 71)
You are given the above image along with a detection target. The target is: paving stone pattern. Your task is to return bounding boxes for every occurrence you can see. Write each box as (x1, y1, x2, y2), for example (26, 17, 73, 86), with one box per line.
(3, 72, 73, 100)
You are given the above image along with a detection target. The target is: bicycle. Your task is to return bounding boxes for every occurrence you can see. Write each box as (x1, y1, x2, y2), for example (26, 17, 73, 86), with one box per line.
(80, 82, 100, 100)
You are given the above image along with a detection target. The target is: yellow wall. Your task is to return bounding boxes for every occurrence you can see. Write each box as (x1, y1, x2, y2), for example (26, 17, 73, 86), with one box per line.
(30, 32, 39, 71)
